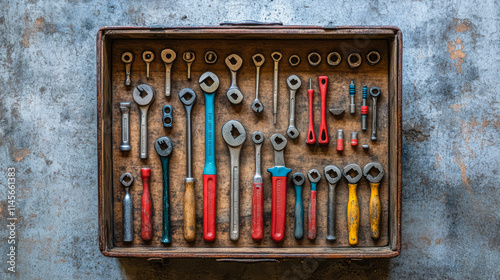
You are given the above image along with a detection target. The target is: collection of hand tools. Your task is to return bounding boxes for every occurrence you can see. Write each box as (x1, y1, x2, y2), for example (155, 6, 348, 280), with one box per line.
(118, 49, 385, 246)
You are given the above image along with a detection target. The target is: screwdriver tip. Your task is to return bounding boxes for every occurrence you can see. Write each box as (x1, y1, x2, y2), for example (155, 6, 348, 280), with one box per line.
(309, 78, 312, 89)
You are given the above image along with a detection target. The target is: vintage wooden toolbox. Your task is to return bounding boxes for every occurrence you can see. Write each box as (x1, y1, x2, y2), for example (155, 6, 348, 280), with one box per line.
(97, 23, 402, 259)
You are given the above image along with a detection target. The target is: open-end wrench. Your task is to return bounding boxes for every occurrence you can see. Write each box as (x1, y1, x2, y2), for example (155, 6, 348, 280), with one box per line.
(199, 72, 220, 242)
(324, 165, 342, 241)
(292, 172, 305, 240)
(251, 131, 264, 241)
(222, 120, 247, 241)
(363, 162, 384, 240)
(161, 49, 176, 97)
(121, 52, 133, 86)
(140, 168, 152, 241)
(318, 76, 329, 145)
(370, 87, 381, 141)
(286, 75, 301, 140)
(306, 78, 316, 144)
(119, 102, 131, 152)
(307, 169, 321, 240)
(271, 52, 282, 125)
(183, 52, 195, 80)
(142, 51, 154, 79)
(132, 84, 155, 159)
(154, 136, 173, 244)
(343, 164, 362, 246)
(178, 88, 197, 242)
(120, 172, 134, 242)
(225, 54, 244, 105)
(267, 133, 291, 242)
(251, 54, 265, 113)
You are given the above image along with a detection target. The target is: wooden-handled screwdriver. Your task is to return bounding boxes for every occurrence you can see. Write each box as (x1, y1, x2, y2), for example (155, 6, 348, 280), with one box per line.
(363, 162, 384, 240)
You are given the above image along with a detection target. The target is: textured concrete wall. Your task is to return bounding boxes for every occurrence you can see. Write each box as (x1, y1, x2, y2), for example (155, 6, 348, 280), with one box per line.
(1, 0, 499, 279)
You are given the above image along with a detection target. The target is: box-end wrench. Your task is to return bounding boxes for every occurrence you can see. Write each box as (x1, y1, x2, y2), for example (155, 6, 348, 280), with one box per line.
(161, 49, 176, 97)
(292, 172, 305, 240)
(324, 165, 342, 241)
(271, 52, 282, 125)
(286, 75, 301, 140)
(251, 54, 265, 113)
(182, 52, 195, 80)
(363, 162, 384, 240)
(307, 169, 321, 240)
(306, 78, 316, 144)
(178, 88, 197, 242)
(121, 52, 133, 86)
(142, 51, 154, 79)
(154, 136, 173, 244)
(318, 76, 329, 145)
(120, 172, 134, 242)
(140, 168, 152, 241)
(343, 164, 362, 246)
(225, 54, 244, 105)
(267, 133, 291, 242)
(222, 120, 247, 241)
(199, 72, 220, 242)
(370, 87, 381, 141)
(132, 84, 155, 159)
(119, 102, 131, 152)
(251, 131, 264, 241)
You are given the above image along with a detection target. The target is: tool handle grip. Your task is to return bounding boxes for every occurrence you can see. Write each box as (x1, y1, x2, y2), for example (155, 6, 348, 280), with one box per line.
(203, 174, 217, 242)
(369, 182, 381, 240)
(139, 108, 149, 159)
(306, 89, 316, 144)
(184, 179, 196, 242)
(123, 189, 133, 242)
(294, 185, 304, 239)
(326, 184, 336, 241)
(251, 183, 264, 241)
(347, 183, 359, 246)
(318, 76, 329, 144)
(308, 190, 317, 240)
(271, 176, 287, 242)
(160, 158, 171, 244)
(140, 168, 152, 241)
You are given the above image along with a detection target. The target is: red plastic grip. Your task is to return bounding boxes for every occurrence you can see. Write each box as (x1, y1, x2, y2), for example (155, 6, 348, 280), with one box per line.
(140, 168, 152, 241)
(271, 176, 288, 242)
(361, 105, 369, 115)
(308, 190, 317, 240)
(337, 138, 344, 151)
(351, 138, 358, 146)
(203, 174, 217, 242)
(251, 182, 264, 241)
(306, 88, 316, 144)
(318, 76, 329, 144)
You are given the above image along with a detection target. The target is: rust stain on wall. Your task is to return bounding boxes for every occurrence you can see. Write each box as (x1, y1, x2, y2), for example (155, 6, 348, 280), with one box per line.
(452, 18, 473, 33)
(453, 155, 472, 192)
(447, 38, 466, 73)
(450, 103, 463, 111)
(11, 147, 30, 161)
(20, 16, 45, 48)
(436, 153, 441, 168)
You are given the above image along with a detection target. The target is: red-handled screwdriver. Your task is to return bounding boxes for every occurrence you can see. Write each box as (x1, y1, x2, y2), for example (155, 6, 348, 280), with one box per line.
(318, 76, 329, 145)
(306, 78, 316, 144)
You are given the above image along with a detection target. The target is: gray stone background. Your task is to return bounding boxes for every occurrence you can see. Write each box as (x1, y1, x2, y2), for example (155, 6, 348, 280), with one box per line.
(1, 0, 499, 279)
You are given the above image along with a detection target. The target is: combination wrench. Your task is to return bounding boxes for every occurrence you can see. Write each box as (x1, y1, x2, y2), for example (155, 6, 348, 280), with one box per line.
(324, 165, 342, 241)
(343, 164, 362, 246)
(286, 75, 301, 140)
(119, 102, 131, 151)
(161, 49, 176, 97)
(199, 72, 220, 242)
(140, 168, 152, 241)
(179, 88, 197, 242)
(251, 54, 265, 113)
(225, 54, 244, 105)
(132, 84, 155, 159)
(222, 120, 247, 241)
(363, 162, 384, 240)
(318, 76, 329, 145)
(120, 172, 134, 242)
(292, 172, 305, 240)
(271, 52, 282, 125)
(307, 169, 321, 240)
(154, 136, 173, 244)
(251, 131, 264, 241)
(370, 87, 381, 141)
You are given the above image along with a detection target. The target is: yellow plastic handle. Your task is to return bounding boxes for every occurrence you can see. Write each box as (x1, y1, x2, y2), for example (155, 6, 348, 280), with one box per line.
(184, 180, 196, 242)
(369, 182, 381, 240)
(347, 183, 359, 246)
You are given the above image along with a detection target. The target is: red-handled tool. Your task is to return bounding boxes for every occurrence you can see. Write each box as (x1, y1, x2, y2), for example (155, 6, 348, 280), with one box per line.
(140, 168, 152, 241)
(307, 169, 321, 240)
(251, 132, 265, 241)
(306, 78, 316, 144)
(337, 129, 344, 152)
(318, 76, 329, 144)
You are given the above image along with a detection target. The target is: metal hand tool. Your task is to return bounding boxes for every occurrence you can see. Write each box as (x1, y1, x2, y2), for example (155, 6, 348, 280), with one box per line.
(132, 84, 155, 159)
(161, 49, 176, 97)
(343, 164, 362, 246)
(324, 165, 342, 241)
(349, 80, 356, 114)
(205, 51, 217, 64)
(289, 55, 300, 67)
(336, 129, 344, 152)
(286, 75, 301, 139)
(119, 102, 131, 151)
(267, 133, 291, 242)
(121, 52, 133, 86)
(292, 172, 305, 240)
(271, 52, 282, 125)
(178, 88, 197, 242)
(370, 87, 381, 141)
(251, 131, 264, 241)
(329, 107, 345, 116)
(162, 105, 173, 128)
(225, 54, 244, 105)
(120, 172, 134, 242)
(361, 85, 368, 131)
(142, 51, 154, 79)
(199, 72, 220, 242)
(363, 162, 384, 240)
(307, 169, 321, 240)
(307, 52, 321, 66)
(140, 168, 152, 241)
(183, 52, 195, 80)
(306, 78, 316, 144)
(366, 51, 381, 65)
(251, 54, 265, 113)
(318, 76, 329, 144)
(347, 53, 362, 68)
(222, 120, 247, 241)
(327, 52, 341, 66)
(351, 132, 358, 147)
(154, 136, 173, 244)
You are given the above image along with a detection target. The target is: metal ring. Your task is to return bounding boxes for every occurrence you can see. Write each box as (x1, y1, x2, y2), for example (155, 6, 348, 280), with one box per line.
(327, 52, 341, 66)
(347, 53, 362, 68)
(288, 55, 300, 67)
(205, 51, 217, 64)
(366, 51, 381, 65)
(307, 52, 321, 66)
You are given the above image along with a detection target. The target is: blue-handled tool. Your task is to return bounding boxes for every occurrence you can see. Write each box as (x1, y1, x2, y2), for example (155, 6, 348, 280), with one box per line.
(292, 173, 305, 240)
(154, 136, 173, 244)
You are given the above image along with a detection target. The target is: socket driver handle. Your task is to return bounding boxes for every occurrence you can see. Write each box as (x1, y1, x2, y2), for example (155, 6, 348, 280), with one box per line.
(123, 188, 133, 242)
(203, 175, 217, 242)
(229, 149, 242, 241)
(308, 188, 317, 240)
(251, 182, 264, 241)
(160, 157, 171, 244)
(140, 168, 152, 241)
(203, 92, 217, 242)
(139, 107, 149, 159)
(348, 183, 359, 245)
(318, 76, 329, 144)
(369, 182, 381, 239)
(184, 178, 196, 242)
(294, 183, 304, 240)
(326, 183, 337, 241)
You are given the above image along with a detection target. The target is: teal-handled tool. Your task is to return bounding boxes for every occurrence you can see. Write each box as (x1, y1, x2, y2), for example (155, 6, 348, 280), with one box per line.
(292, 173, 305, 240)
(154, 136, 173, 244)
